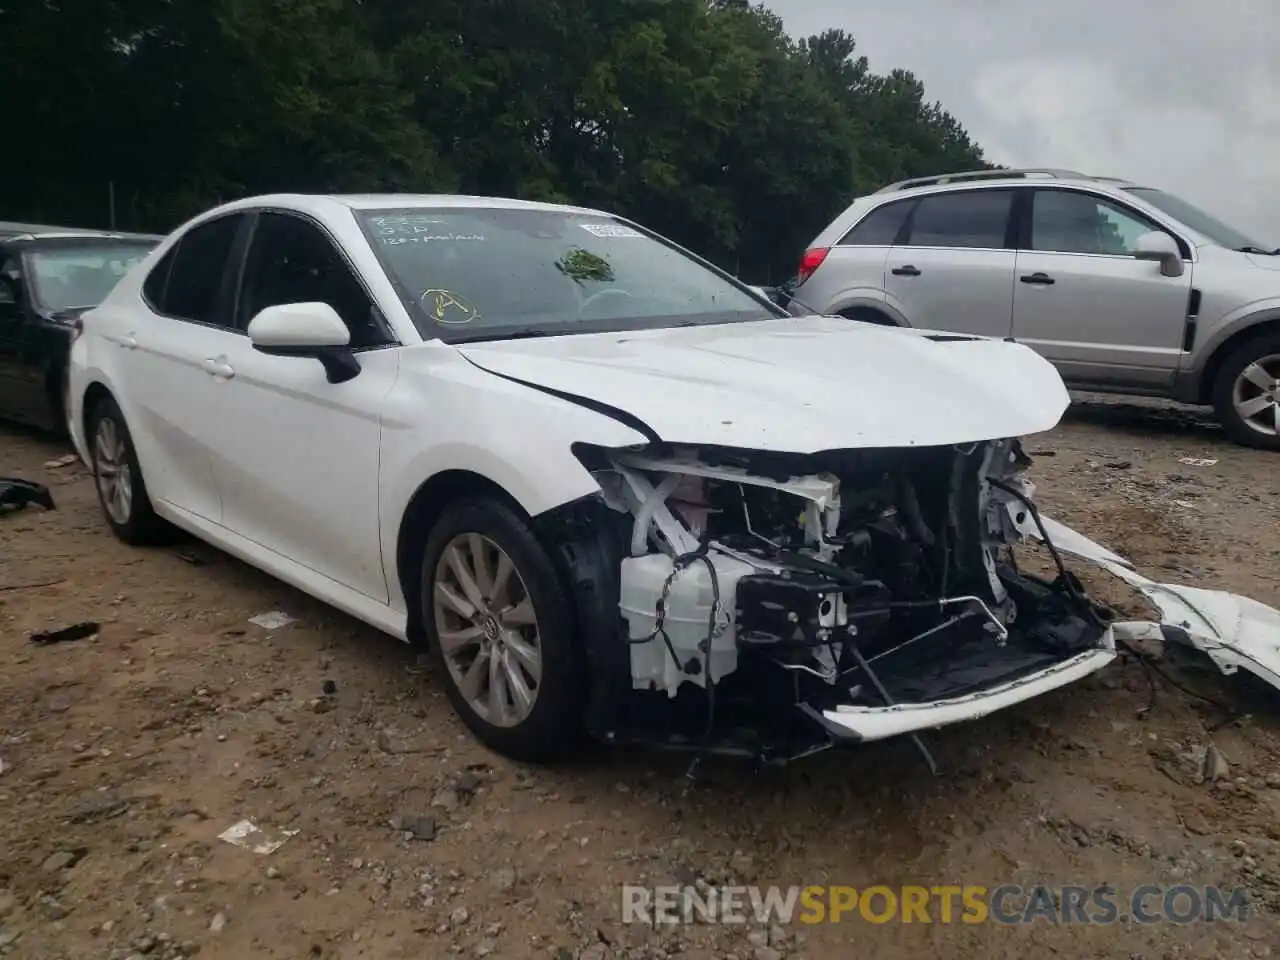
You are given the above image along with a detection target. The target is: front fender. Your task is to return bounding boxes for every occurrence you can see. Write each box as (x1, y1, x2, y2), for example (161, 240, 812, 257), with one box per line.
(377, 348, 649, 611)
(1192, 298, 1280, 373)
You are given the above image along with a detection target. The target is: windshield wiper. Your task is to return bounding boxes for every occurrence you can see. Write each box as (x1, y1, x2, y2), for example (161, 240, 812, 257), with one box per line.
(1236, 245, 1280, 255)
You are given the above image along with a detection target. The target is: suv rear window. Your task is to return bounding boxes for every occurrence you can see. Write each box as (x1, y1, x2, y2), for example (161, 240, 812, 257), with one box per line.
(904, 190, 1014, 249)
(839, 200, 911, 246)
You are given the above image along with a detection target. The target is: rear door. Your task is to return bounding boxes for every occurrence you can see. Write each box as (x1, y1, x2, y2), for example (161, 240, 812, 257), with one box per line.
(104, 213, 250, 522)
(1011, 188, 1192, 390)
(884, 188, 1018, 338)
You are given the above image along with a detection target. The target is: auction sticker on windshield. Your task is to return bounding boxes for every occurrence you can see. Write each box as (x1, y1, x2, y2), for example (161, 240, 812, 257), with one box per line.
(580, 223, 642, 238)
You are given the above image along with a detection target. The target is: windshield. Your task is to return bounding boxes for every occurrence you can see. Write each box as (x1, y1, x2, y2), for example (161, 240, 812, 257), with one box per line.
(27, 242, 155, 312)
(1124, 187, 1272, 251)
(356, 207, 778, 342)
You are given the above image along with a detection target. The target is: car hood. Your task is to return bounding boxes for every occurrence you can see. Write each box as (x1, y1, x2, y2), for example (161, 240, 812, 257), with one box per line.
(456, 315, 1070, 452)
(1246, 253, 1280, 271)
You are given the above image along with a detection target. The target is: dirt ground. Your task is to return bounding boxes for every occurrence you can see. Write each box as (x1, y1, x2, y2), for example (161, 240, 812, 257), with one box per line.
(2, 395, 1279, 960)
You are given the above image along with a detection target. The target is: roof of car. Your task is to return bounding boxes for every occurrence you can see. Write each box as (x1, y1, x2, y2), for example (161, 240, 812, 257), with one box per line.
(213, 192, 613, 219)
(871, 168, 1140, 198)
(0, 232, 162, 250)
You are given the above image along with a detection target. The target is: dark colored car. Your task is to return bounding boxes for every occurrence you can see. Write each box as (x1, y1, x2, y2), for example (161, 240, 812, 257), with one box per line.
(0, 231, 161, 432)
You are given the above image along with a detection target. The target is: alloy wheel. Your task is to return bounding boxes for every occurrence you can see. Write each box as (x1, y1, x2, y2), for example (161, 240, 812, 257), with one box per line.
(433, 532, 543, 727)
(1231, 354, 1280, 438)
(94, 416, 133, 525)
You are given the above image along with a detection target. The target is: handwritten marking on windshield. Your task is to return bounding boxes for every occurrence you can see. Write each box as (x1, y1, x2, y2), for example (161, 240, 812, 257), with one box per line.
(420, 289, 481, 325)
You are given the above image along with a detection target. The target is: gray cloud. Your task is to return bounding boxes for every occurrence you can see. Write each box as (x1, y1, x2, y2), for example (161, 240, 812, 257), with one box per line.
(768, 0, 1280, 244)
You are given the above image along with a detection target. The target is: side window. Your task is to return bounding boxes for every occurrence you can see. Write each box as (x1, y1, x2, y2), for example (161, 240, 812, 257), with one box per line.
(141, 246, 176, 312)
(154, 214, 243, 325)
(838, 200, 912, 246)
(239, 212, 385, 349)
(1030, 190, 1165, 256)
(904, 190, 1014, 249)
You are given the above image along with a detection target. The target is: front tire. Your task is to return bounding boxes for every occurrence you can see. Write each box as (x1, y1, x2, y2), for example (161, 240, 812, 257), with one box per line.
(419, 497, 585, 761)
(87, 396, 176, 544)
(1211, 331, 1280, 451)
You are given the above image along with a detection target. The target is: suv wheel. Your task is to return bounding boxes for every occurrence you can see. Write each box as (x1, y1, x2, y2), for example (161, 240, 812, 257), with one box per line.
(1212, 331, 1280, 451)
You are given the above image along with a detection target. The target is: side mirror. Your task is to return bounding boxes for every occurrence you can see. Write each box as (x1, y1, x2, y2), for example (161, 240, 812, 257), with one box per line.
(1132, 231, 1184, 278)
(247, 302, 360, 383)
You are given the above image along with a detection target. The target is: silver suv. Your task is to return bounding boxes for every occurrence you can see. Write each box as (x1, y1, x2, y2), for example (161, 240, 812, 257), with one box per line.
(791, 169, 1280, 450)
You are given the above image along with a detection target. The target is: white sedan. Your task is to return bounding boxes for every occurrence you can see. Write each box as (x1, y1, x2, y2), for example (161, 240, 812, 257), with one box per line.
(66, 194, 1280, 766)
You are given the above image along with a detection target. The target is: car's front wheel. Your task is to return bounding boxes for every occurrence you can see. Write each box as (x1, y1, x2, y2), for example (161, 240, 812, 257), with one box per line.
(87, 396, 175, 544)
(419, 497, 584, 761)
(1212, 331, 1280, 451)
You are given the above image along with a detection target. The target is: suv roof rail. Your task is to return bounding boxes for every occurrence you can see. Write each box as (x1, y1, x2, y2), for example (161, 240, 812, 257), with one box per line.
(873, 168, 1091, 194)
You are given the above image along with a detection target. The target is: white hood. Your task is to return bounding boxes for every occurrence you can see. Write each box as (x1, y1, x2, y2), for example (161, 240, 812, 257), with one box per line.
(457, 316, 1069, 452)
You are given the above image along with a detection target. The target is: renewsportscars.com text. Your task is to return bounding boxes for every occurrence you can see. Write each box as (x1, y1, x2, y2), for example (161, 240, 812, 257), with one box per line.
(621, 883, 1250, 926)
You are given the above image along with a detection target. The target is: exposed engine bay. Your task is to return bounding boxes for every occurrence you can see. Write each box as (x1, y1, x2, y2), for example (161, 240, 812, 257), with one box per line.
(553, 438, 1118, 769)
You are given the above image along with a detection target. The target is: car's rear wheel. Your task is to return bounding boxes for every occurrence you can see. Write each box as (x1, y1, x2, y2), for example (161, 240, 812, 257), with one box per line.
(1212, 331, 1280, 451)
(419, 497, 584, 761)
(87, 396, 175, 544)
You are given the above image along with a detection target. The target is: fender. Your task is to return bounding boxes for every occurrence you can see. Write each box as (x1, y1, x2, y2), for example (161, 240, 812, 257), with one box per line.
(1190, 298, 1280, 373)
(377, 354, 650, 611)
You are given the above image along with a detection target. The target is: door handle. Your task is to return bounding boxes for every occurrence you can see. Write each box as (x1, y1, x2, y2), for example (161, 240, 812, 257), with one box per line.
(203, 358, 235, 380)
(891, 265, 922, 277)
(1020, 273, 1055, 285)
(118, 333, 138, 349)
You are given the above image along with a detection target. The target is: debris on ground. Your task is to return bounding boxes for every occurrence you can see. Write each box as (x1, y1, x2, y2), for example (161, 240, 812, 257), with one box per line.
(217, 819, 299, 855)
(43, 454, 79, 469)
(247, 611, 296, 630)
(29, 621, 100, 646)
(0, 477, 55, 514)
(1178, 456, 1218, 466)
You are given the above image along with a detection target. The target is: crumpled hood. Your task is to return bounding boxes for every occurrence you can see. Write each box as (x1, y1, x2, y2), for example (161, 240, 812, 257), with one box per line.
(457, 316, 1070, 452)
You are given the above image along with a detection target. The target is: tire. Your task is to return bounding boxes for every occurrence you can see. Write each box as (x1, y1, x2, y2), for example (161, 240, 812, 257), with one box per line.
(86, 395, 176, 544)
(419, 497, 585, 761)
(1210, 331, 1280, 451)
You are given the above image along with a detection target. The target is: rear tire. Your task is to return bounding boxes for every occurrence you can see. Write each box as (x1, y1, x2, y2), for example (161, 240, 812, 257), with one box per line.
(419, 497, 585, 761)
(86, 396, 177, 544)
(1210, 331, 1280, 451)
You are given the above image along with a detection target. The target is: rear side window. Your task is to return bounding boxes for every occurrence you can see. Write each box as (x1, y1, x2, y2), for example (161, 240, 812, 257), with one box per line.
(904, 190, 1014, 249)
(838, 200, 912, 245)
(145, 214, 242, 325)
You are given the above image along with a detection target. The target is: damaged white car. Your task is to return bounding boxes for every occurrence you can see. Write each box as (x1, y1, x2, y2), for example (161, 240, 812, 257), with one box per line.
(65, 194, 1280, 765)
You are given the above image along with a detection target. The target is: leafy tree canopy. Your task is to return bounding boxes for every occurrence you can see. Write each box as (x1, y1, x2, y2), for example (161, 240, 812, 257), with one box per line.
(0, 0, 989, 281)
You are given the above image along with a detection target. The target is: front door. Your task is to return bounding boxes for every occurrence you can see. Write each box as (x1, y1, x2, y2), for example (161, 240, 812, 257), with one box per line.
(1011, 188, 1192, 390)
(207, 210, 398, 602)
(102, 212, 250, 522)
(883, 188, 1018, 339)
(0, 254, 35, 422)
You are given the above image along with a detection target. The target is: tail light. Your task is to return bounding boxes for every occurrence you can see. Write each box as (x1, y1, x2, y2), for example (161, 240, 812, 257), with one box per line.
(796, 246, 830, 286)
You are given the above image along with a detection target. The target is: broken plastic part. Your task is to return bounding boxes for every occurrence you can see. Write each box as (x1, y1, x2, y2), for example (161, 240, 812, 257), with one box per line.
(1017, 512, 1280, 694)
(0, 477, 56, 514)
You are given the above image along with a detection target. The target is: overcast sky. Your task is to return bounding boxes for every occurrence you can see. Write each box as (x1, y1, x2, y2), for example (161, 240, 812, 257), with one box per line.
(769, 0, 1279, 245)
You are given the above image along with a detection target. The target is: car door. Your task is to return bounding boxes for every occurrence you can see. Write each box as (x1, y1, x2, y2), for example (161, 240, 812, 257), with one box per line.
(1011, 187, 1193, 390)
(104, 212, 250, 522)
(207, 209, 399, 602)
(883, 188, 1018, 338)
(0, 252, 33, 421)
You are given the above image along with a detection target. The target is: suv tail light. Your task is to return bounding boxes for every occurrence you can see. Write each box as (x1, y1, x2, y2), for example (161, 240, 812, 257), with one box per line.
(796, 246, 830, 285)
